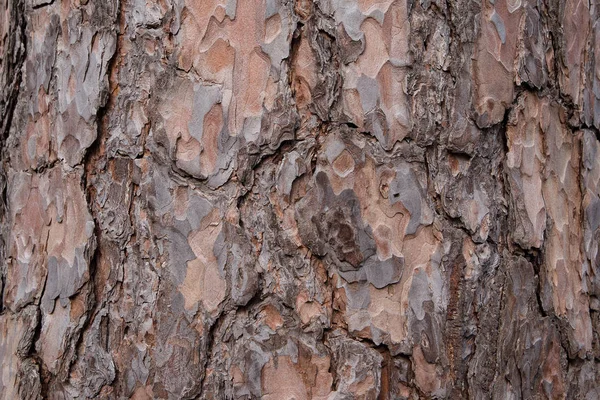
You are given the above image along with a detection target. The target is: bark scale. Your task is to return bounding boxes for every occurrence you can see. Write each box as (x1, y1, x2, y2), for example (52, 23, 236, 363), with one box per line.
(1, 0, 600, 398)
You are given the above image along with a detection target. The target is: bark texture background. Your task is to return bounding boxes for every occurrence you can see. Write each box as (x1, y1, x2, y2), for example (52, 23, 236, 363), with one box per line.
(1, 0, 600, 398)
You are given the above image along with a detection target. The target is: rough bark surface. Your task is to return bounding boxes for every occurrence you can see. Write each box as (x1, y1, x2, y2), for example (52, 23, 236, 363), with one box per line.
(2, 0, 600, 398)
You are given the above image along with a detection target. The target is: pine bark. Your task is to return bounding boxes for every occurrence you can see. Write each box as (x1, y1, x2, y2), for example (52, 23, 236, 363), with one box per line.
(1, 0, 600, 398)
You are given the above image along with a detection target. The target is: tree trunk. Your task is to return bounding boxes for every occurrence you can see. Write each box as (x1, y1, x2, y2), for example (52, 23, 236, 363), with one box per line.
(1, 0, 600, 398)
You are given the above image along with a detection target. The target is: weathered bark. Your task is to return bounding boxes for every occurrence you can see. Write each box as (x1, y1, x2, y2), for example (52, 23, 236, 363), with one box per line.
(1, 0, 600, 398)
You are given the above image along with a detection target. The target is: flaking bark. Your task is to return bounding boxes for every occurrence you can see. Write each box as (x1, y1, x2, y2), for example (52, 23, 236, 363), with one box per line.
(1, 0, 600, 398)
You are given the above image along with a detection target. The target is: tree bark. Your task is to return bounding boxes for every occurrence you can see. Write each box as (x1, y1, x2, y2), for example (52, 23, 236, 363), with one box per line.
(1, 0, 600, 398)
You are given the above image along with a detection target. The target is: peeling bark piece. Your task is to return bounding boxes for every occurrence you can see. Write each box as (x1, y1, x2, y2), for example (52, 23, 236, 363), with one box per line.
(219, 223, 259, 307)
(0, 306, 40, 400)
(154, 77, 235, 187)
(141, 166, 228, 316)
(583, 14, 600, 129)
(327, 330, 383, 399)
(296, 132, 432, 289)
(516, 3, 547, 88)
(560, 0, 590, 107)
(68, 309, 116, 398)
(338, 225, 442, 353)
(172, 0, 297, 180)
(540, 106, 592, 357)
(505, 92, 592, 357)
(330, 0, 412, 149)
(473, 0, 523, 127)
(582, 130, 600, 297)
(5, 167, 95, 313)
(12, 2, 117, 169)
(505, 92, 546, 249)
(261, 351, 332, 399)
(491, 255, 566, 399)
(436, 147, 498, 243)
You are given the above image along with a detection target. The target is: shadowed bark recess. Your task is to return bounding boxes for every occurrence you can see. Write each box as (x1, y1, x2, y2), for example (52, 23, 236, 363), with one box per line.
(1, 0, 600, 398)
